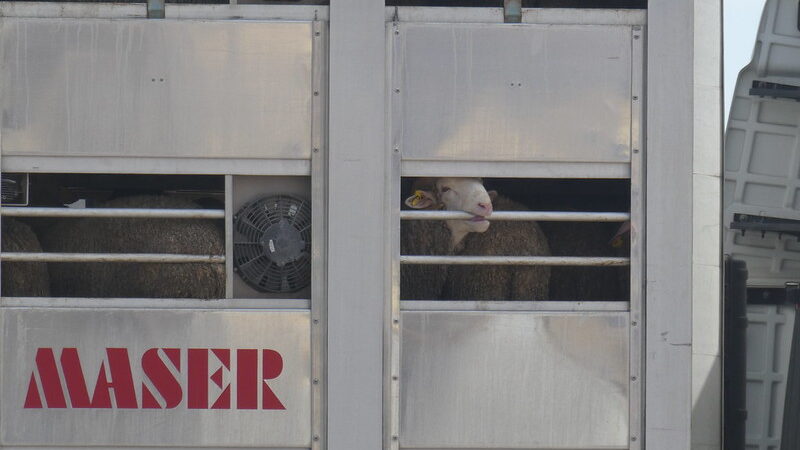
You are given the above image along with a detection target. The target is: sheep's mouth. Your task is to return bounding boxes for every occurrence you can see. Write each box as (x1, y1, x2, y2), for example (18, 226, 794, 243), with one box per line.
(469, 215, 489, 222)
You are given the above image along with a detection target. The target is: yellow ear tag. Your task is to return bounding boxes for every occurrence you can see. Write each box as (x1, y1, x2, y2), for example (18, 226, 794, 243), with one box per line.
(410, 190, 426, 207)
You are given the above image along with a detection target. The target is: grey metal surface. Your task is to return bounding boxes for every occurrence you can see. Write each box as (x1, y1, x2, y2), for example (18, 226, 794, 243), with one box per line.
(401, 210, 630, 221)
(0, 2, 327, 21)
(397, 23, 633, 163)
(400, 300, 629, 311)
(2, 206, 224, 219)
(646, 1, 695, 449)
(401, 255, 630, 266)
(628, 24, 645, 449)
(328, 1, 385, 449)
(2, 252, 224, 263)
(310, 19, 328, 450)
(0, 18, 313, 160)
(1, 297, 310, 310)
(401, 160, 631, 178)
(2, 156, 312, 176)
(386, 7, 646, 26)
(0, 308, 312, 447)
(400, 311, 629, 448)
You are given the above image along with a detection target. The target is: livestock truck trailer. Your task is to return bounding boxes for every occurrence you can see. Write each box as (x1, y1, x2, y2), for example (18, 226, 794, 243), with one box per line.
(0, 1, 722, 449)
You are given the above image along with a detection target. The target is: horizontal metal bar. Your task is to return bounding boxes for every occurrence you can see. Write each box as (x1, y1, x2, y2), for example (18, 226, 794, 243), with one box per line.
(2, 253, 224, 264)
(400, 210, 630, 221)
(401, 300, 630, 311)
(2, 207, 224, 219)
(401, 255, 630, 266)
(401, 160, 631, 179)
(1, 297, 310, 310)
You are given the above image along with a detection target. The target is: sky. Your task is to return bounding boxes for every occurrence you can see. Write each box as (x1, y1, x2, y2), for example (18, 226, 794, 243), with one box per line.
(724, 0, 768, 122)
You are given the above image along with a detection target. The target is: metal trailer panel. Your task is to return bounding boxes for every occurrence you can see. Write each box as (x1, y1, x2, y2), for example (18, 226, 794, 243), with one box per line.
(646, 1, 696, 449)
(327, 1, 386, 450)
(0, 18, 313, 161)
(397, 23, 632, 163)
(0, 308, 311, 447)
(399, 311, 629, 449)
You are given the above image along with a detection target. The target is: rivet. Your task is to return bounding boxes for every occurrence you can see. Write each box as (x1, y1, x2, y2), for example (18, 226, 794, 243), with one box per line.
(631, 376, 637, 381)
(313, 319, 319, 324)
(313, 148, 319, 153)
(313, 435, 320, 441)
(393, 318, 399, 324)
(392, 375, 398, 380)
(392, 436, 398, 441)
(314, 91, 319, 96)
(315, 31, 320, 36)
(633, 149, 640, 154)
(631, 436, 638, 442)
(313, 378, 319, 384)
(633, 96, 638, 100)
(632, 321, 638, 326)
(394, 88, 400, 93)
(394, 147, 399, 153)
(395, 30, 400, 35)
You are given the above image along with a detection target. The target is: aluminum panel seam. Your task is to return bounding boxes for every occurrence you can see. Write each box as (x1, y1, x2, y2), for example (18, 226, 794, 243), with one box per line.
(629, 23, 646, 450)
(310, 19, 328, 450)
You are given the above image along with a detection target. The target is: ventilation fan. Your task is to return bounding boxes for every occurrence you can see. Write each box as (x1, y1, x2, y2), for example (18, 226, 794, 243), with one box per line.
(233, 195, 312, 293)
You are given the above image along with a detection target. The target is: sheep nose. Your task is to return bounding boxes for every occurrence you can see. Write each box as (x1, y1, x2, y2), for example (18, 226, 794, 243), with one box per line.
(477, 202, 493, 216)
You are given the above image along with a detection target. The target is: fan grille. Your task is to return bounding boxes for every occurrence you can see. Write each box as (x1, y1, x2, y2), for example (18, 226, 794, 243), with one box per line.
(233, 195, 311, 293)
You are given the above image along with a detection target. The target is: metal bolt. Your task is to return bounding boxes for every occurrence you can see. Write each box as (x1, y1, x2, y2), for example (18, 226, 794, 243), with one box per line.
(392, 375, 398, 380)
(313, 378, 319, 384)
(315, 31, 320, 36)
(395, 30, 400, 35)
(632, 96, 638, 101)
(394, 88, 400, 93)
(313, 435, 320, 442)
(631, 376, 637, 381)
(393, 318, 399, 324)
(313, 319, 319, 324)
(633, 149, 640, 154)
(392, 436, 398, 441)
(631, 436, 638, 442)
(632, 321, 638, 326)
(314, 91, 319, 96)
(313, 147, 319, 153)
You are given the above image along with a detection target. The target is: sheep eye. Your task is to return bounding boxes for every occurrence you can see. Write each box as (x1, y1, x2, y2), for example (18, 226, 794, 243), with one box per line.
(440, 186, 451, 193)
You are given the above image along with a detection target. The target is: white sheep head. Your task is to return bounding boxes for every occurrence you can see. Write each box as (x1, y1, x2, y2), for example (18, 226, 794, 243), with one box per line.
(405, 177, 496, 249)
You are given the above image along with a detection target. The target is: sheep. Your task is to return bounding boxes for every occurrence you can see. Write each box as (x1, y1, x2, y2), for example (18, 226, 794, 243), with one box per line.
(39, 195, 224, 299)
(1, 218, 51, 297)
(539, 221, 629, 301)
(441, 194, 551, 301)
(400, 177, 550, 301)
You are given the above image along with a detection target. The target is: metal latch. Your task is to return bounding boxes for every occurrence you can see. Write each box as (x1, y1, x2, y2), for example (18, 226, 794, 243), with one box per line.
(731, 214, 800, 240)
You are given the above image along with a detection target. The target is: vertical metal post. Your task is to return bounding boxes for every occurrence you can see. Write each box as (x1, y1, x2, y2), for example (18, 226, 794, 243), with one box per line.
(646, 1, 695, 449)
(504, 0, 522, 23)
(147, 0, 165, 19)
(328, 1, 386, 450)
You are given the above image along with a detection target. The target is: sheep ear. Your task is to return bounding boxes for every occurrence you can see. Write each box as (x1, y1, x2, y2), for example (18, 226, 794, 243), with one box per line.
(488, 190, 498, 201)
(405, 190, 436, 209)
